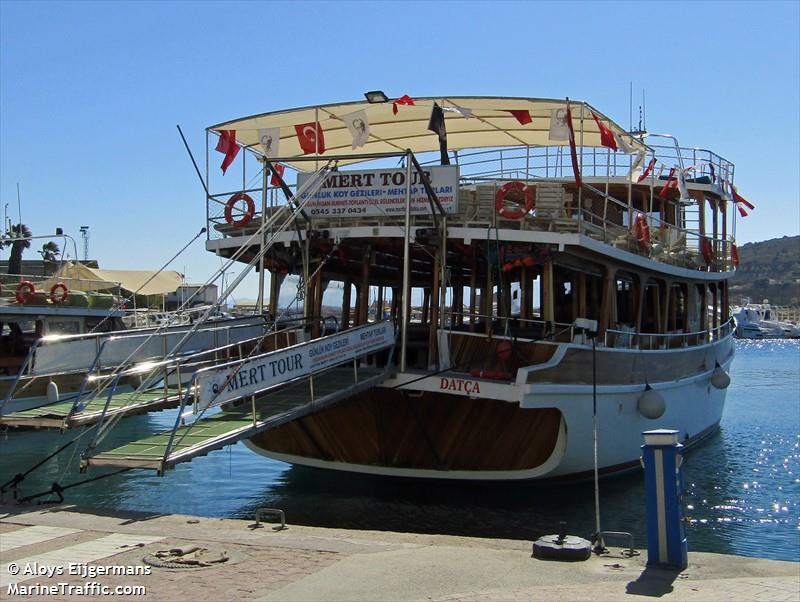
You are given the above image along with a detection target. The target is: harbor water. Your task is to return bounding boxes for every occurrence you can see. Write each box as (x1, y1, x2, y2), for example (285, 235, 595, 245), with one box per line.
(1, 339, 798, 562)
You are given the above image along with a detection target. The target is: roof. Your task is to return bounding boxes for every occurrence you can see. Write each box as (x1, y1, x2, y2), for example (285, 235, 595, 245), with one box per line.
(208, 96, 648, 170)
(51, 262, 183, 296)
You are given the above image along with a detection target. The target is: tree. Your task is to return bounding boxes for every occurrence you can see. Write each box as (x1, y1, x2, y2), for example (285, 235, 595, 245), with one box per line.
(39, 241, 61, 275)
(0, 223, 32, 276)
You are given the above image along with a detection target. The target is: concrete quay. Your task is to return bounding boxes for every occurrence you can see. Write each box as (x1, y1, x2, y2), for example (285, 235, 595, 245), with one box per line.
(1, 504, 798, 601)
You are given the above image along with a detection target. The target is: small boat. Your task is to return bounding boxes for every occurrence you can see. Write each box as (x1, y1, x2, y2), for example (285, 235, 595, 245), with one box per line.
(732, 300, 800, 339)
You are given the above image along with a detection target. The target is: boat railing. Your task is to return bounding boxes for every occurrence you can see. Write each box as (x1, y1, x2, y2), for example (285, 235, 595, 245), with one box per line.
(604, 318, 735, 350)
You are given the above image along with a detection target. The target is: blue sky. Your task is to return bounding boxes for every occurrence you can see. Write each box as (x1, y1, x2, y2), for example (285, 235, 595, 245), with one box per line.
(1, 0, 798, 302)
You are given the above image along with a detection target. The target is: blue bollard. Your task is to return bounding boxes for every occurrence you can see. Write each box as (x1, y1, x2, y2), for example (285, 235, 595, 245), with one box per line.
(641, 429, 688, 570)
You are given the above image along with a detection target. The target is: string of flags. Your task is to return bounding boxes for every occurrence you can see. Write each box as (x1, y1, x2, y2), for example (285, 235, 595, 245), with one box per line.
(214, 95, 638, 176)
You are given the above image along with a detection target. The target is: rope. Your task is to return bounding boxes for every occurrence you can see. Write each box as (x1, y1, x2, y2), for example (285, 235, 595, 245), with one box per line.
(17, 467, 133, 504)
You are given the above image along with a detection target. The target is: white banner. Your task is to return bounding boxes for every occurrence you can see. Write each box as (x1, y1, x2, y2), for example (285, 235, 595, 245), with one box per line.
(297, 166, 459, 218)
(196, 320, 395, 410)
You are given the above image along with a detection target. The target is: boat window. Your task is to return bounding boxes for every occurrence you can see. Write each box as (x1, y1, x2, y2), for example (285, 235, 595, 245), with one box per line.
(44, 319, 82, 336)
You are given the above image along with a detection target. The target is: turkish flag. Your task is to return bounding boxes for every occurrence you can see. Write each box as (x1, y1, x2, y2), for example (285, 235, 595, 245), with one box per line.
(392, 94, 415, 115)
(506, 110, 532, 125)
(591, 112, 617, 151)
(637, 158, 656, 183)
(270, 163, 286, 187)
(731, 184, 754, 217)
(215, 130, 240, 174)
(294, 122, 325, 155)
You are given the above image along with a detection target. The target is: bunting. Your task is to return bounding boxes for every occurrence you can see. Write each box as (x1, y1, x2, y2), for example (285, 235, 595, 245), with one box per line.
(342, 109, 370, 149)
(548, 108, 569, 140)
(392, 94, 415, 115)
(731, 184, 755, 217)
(590, 112, 617, 151)
(565, 99, 582, 188)
(215, 130, 240, 174)
(270, 163, 286, 187)
(637, 157, 657, 183)
(658, 167, 677, 198)
(294, 122, 325, 155)
(507, 110, 532, 125)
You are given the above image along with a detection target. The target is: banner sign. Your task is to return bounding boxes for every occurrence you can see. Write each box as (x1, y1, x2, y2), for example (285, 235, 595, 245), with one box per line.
(297, 166, 459, 218)
(196, 320, 395, 410)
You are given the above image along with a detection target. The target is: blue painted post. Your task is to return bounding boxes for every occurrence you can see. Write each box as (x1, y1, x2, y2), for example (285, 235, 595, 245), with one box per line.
(642, 429, 688, 570)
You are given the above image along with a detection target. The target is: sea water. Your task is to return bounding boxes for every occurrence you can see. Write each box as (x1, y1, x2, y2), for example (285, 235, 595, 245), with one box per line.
(1, 340, 798, 561)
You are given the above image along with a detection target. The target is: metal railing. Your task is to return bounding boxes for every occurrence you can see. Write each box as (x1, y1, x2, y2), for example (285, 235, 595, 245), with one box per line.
(604, 318, 735, 350)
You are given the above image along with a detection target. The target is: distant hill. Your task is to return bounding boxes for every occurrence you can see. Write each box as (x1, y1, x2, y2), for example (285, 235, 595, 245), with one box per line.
(730, 235, 800, 306)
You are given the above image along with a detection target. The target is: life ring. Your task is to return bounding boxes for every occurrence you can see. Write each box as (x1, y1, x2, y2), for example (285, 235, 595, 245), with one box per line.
(495, 181, 534, 220)
(633, 213, 651, 251)
(701, 237, 714, 265)
(470, 368, 513, 381)
(224, 192, 256, 227)
(50, 282, 69, 304)
(15, 280, 35, 304)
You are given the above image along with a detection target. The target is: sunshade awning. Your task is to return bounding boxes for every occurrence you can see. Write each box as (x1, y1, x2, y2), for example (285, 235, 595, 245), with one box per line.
(49, 263, 183, 296)
(209, 96, 647, 171)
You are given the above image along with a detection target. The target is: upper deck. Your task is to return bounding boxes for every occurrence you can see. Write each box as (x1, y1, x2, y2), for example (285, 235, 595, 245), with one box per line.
(201, 96, 743, 280)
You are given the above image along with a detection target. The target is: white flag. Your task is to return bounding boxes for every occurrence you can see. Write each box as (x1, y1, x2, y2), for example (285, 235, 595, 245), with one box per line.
(676, 165, 690, 201)
(614, 132, 636, 154)
(342, 110, 370, 149)
(257, 128, 280, 158)
(627, 151, 646, 182)
(443, 104, 473, 119)
(548, 108, 569, 141)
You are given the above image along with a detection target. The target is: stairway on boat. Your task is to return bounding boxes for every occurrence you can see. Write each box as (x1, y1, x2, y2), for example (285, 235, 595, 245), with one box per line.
(81, 320, 396, 474)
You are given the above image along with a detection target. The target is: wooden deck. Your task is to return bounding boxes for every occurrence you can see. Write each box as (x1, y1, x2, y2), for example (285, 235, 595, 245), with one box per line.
(0, 387, 184, 430)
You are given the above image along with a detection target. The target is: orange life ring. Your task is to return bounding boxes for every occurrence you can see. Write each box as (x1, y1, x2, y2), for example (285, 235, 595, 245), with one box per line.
(701, 237, 714, 265)
(470, 368, 513, 381)
(50, 282, 69, 304)
(633, 213, 651, 251)
(731, 243, 739, 268)
(15, 280, 35, 304)
(224, 192, 256, 227)
(495, 181, 534, 220)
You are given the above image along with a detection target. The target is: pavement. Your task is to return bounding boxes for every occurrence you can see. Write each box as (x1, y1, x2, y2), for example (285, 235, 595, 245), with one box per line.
(1, 504, 798, 601)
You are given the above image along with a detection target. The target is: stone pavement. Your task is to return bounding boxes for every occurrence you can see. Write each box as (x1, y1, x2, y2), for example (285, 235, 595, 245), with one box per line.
(1, 504, 798, 601)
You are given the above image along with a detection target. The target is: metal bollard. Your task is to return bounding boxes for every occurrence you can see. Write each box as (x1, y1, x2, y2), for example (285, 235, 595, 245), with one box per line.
(254, 508, 287, 530)
(641, 429, 688, 570)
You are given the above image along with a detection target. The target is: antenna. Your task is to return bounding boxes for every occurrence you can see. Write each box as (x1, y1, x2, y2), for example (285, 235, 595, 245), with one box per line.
(16, 183, 22, 225)
(79, 226, 90, 261)
(642, 89, 647, 132)
(629, 82, 633, 132)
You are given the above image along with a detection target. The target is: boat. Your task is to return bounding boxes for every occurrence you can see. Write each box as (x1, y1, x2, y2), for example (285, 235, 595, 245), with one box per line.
(81, 95, 744, 482)
(732, 299, 800, 339)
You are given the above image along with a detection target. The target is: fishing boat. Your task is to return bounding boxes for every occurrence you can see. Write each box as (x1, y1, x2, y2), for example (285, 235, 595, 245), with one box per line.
(81, 95, 744, 481)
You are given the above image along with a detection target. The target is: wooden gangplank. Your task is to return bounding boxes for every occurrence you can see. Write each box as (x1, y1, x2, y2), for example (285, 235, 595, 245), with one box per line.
(0, 387, 184, 430)
(84, 366, 390, 473)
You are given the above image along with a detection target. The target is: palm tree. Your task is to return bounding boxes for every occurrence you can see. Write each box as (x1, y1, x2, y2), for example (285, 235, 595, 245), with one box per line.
(0, 223, 32, 276)
(39, 241, 61, 275)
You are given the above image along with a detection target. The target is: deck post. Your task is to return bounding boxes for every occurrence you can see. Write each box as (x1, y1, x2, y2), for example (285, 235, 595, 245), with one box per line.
(400, 151, 413, 372)
(257, 166, 268, 314)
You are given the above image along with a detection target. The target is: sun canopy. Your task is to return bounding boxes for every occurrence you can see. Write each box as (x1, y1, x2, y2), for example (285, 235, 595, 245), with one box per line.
(209, 96, 648, 170)
(50, 262, 183, 296)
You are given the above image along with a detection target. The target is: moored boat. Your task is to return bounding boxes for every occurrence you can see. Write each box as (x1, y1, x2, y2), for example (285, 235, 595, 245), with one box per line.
(197, 95, 745, 481)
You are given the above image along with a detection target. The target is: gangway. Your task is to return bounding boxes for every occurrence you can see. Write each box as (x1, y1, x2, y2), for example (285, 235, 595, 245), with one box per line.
(81, 320, 396, 474)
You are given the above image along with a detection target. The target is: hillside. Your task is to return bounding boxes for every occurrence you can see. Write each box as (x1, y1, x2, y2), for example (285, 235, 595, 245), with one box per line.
(730, 235, 800, 306)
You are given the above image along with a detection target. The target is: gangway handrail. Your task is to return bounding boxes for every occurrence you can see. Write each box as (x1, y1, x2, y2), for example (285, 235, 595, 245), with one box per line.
(154, 320, 396, 468)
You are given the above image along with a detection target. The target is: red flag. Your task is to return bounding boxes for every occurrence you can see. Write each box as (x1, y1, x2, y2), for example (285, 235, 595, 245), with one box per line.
(731, 184, 754, 217)
(658, 168, 677, 198)
(392, 94, 415, 115)
(294, 122, 325, 155)
(215, 130, 240, 174)
(506, 110, 532, 125)
(637, 158, 656, 183)
(591, 112, 617, 151)
(565, 99, 581, 188)
(270, 163, 285, 187)
(731, 243, 740, 268)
